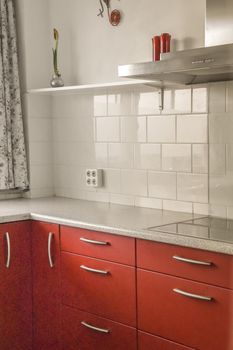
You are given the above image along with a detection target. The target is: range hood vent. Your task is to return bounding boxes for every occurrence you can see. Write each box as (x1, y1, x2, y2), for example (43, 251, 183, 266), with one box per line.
(118, 0, 233, 85)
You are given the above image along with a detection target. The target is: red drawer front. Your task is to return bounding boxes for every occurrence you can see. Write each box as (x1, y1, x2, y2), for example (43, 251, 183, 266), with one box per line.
(137, 239, 233, 289)
(138, 331, 194, 350)
(61, 226, 135, 266)
(137, 269, 233, 350)
(61, 252, 136, 327)
(61, 305, 137, 350)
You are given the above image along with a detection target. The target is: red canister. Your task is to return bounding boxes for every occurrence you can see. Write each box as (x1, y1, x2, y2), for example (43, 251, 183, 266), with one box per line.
(152, 36, 161, 61)
(160, 33, 171, 53)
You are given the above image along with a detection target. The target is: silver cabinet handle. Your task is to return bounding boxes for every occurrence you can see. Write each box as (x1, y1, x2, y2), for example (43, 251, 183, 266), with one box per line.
(48, 232, 54, 268)
(80, 264, 109, 275)
(81, 321, 110, 334)
(4, 232, 11, 269)
(173, 288, 212, 301)
(80, 237, 110, 246)
(173, 255, 212, 266)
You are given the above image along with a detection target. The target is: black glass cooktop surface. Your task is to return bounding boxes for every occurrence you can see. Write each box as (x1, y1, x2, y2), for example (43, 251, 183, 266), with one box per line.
(148, 217, 233, 244)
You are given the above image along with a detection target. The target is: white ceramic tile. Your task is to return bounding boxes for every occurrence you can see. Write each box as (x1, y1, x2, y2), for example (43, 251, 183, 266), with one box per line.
(177, 114, 208, 143)
(177, 173, 208, 203)
(226, 144, 233, 172)
(135, 197, 162, 209)
(148, 115, 176, 143)
(162, 88, 191, 114)
(29, 142, 52, 165)
(28, 118, 52, 142)
(94, 143, 108, 167)
(109, 193, 134, 206)
(134, 144, 161, 170)
(209, 173, 233, 206)
(25, 94, 52, 118)
(209, 205, 227, 218)
(193, 203, 209, 215)
(192, 87, 208, 113)
(209, 82, 226, 113)
(108, 92, 132, 116)
(148, 172, 176, 199)
(133, 90, 160, 115)
(85, 191, 110, 203)
(96, 117, 120, 142)
(121, 170, 147, 196)
(27, 188, 54, 199)
(226, 81, 233, 112)
(94, 95, 107, 116)
(108, 143, 134, 168)
(52, 94, 93, 118)
(209, 112, 233, 144)
(100, 169, 121, 193)
(192, 144, 208, 174)
(121, 116, 146, 142)
(227, 206, 233, 220)
(162, 144, 191, 172)
(53, 116, 94, 142)
(209, 144, 226, 175)
(163, 200, 193, 213)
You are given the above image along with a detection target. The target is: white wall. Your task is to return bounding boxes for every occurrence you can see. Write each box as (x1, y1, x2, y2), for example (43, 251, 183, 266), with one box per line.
(48, 0, 205, 85)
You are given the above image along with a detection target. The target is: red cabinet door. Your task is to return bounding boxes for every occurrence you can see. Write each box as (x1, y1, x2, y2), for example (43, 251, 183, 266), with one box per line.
(0, 221, 32, 350)
(31, 221, 61, 350)
(61, 252, 136, 327)
(137, 269, 233, 350)
(61, 226, 136, 266)
(61, 305, 137, 350)
(138, 331, 194, 350)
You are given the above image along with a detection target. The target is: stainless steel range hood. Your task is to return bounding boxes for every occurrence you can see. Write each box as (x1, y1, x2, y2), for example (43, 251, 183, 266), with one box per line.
(118, 0, 233, 85)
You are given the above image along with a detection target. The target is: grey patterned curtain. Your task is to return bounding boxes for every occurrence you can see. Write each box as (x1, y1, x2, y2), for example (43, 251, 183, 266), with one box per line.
(0, 0, 28, 190)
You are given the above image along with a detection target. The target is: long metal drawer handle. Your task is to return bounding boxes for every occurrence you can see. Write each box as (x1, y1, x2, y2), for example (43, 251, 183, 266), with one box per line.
(81, 321, 110, 334)
(173, 255, 212, 266)
(4, 232, 11, 269)
(80, 264, 109, 275)
(173, 288, 212, 301)
(48, 232, 54, 268)
(80, 237, 110, 246)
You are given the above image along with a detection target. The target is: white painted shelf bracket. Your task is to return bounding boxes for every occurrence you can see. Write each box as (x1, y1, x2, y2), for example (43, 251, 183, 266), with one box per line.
(158, 88, 164, 111)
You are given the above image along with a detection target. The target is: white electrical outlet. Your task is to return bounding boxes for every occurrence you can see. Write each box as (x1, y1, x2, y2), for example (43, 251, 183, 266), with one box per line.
(86, 169, 103, 188)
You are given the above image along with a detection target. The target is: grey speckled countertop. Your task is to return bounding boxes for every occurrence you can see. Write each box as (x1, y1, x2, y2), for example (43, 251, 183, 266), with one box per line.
(0, 197, 233, 255)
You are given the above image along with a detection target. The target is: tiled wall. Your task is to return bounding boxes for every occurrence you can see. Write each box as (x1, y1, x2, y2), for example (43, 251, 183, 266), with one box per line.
(24, 82, 233, 218)
(51, 85, 208, 214)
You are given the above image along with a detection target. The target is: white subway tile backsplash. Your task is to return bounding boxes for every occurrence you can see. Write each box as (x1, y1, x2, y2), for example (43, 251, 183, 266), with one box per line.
(108, 143, 134, 168)
(96, 117, 120, 142)
(177, 173, 208, 203)
(53, 94, 93, 118)
(209, 82, 226, 113)
(177, 114, 208, 143)
(209, 144, 226, 175)
(110, 193, 134, 206)
(135, 197, 162, 210)
(192, 87, 208, 113)
(25, 95, 52, 118)
(53, 116, 94, 142)
(101, 169, 121, 193)
(148, 171, 176, 199)
(163, 200, 193, 213)
(29, 142, 52, 165)
(162, 144, 191, 172)
(94, 95, 107, 116)
(134, 144, 161, 170)
(192, 144, 208, 174)
(108, 92, 132, 116)
(28, 118, 52, 142)
(162, 88, 191, 114)
(148, 115, 176, 143)
(133, 90, 161, 115)
(193, 203, 209, 215)
(121, 170, 147, 196)
(121, 117, 146, 142)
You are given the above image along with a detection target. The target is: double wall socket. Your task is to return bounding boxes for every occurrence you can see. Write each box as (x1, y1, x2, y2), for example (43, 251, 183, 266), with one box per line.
(86, 169, 103, 188)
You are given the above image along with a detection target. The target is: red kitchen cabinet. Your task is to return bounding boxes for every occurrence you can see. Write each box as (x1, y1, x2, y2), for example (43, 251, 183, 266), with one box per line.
(138, 331, 194, 350)
(61, 252, 137, 327)
(0, 221, 32, 350)
(137, 268, 233, 350)
(31, 221, 61, 350)
(61, 226, 136, 266)
(61, 305, 137, 350)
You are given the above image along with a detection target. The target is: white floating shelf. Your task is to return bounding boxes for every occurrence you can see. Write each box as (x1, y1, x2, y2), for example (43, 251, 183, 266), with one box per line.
(27, 80, 160, 95)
